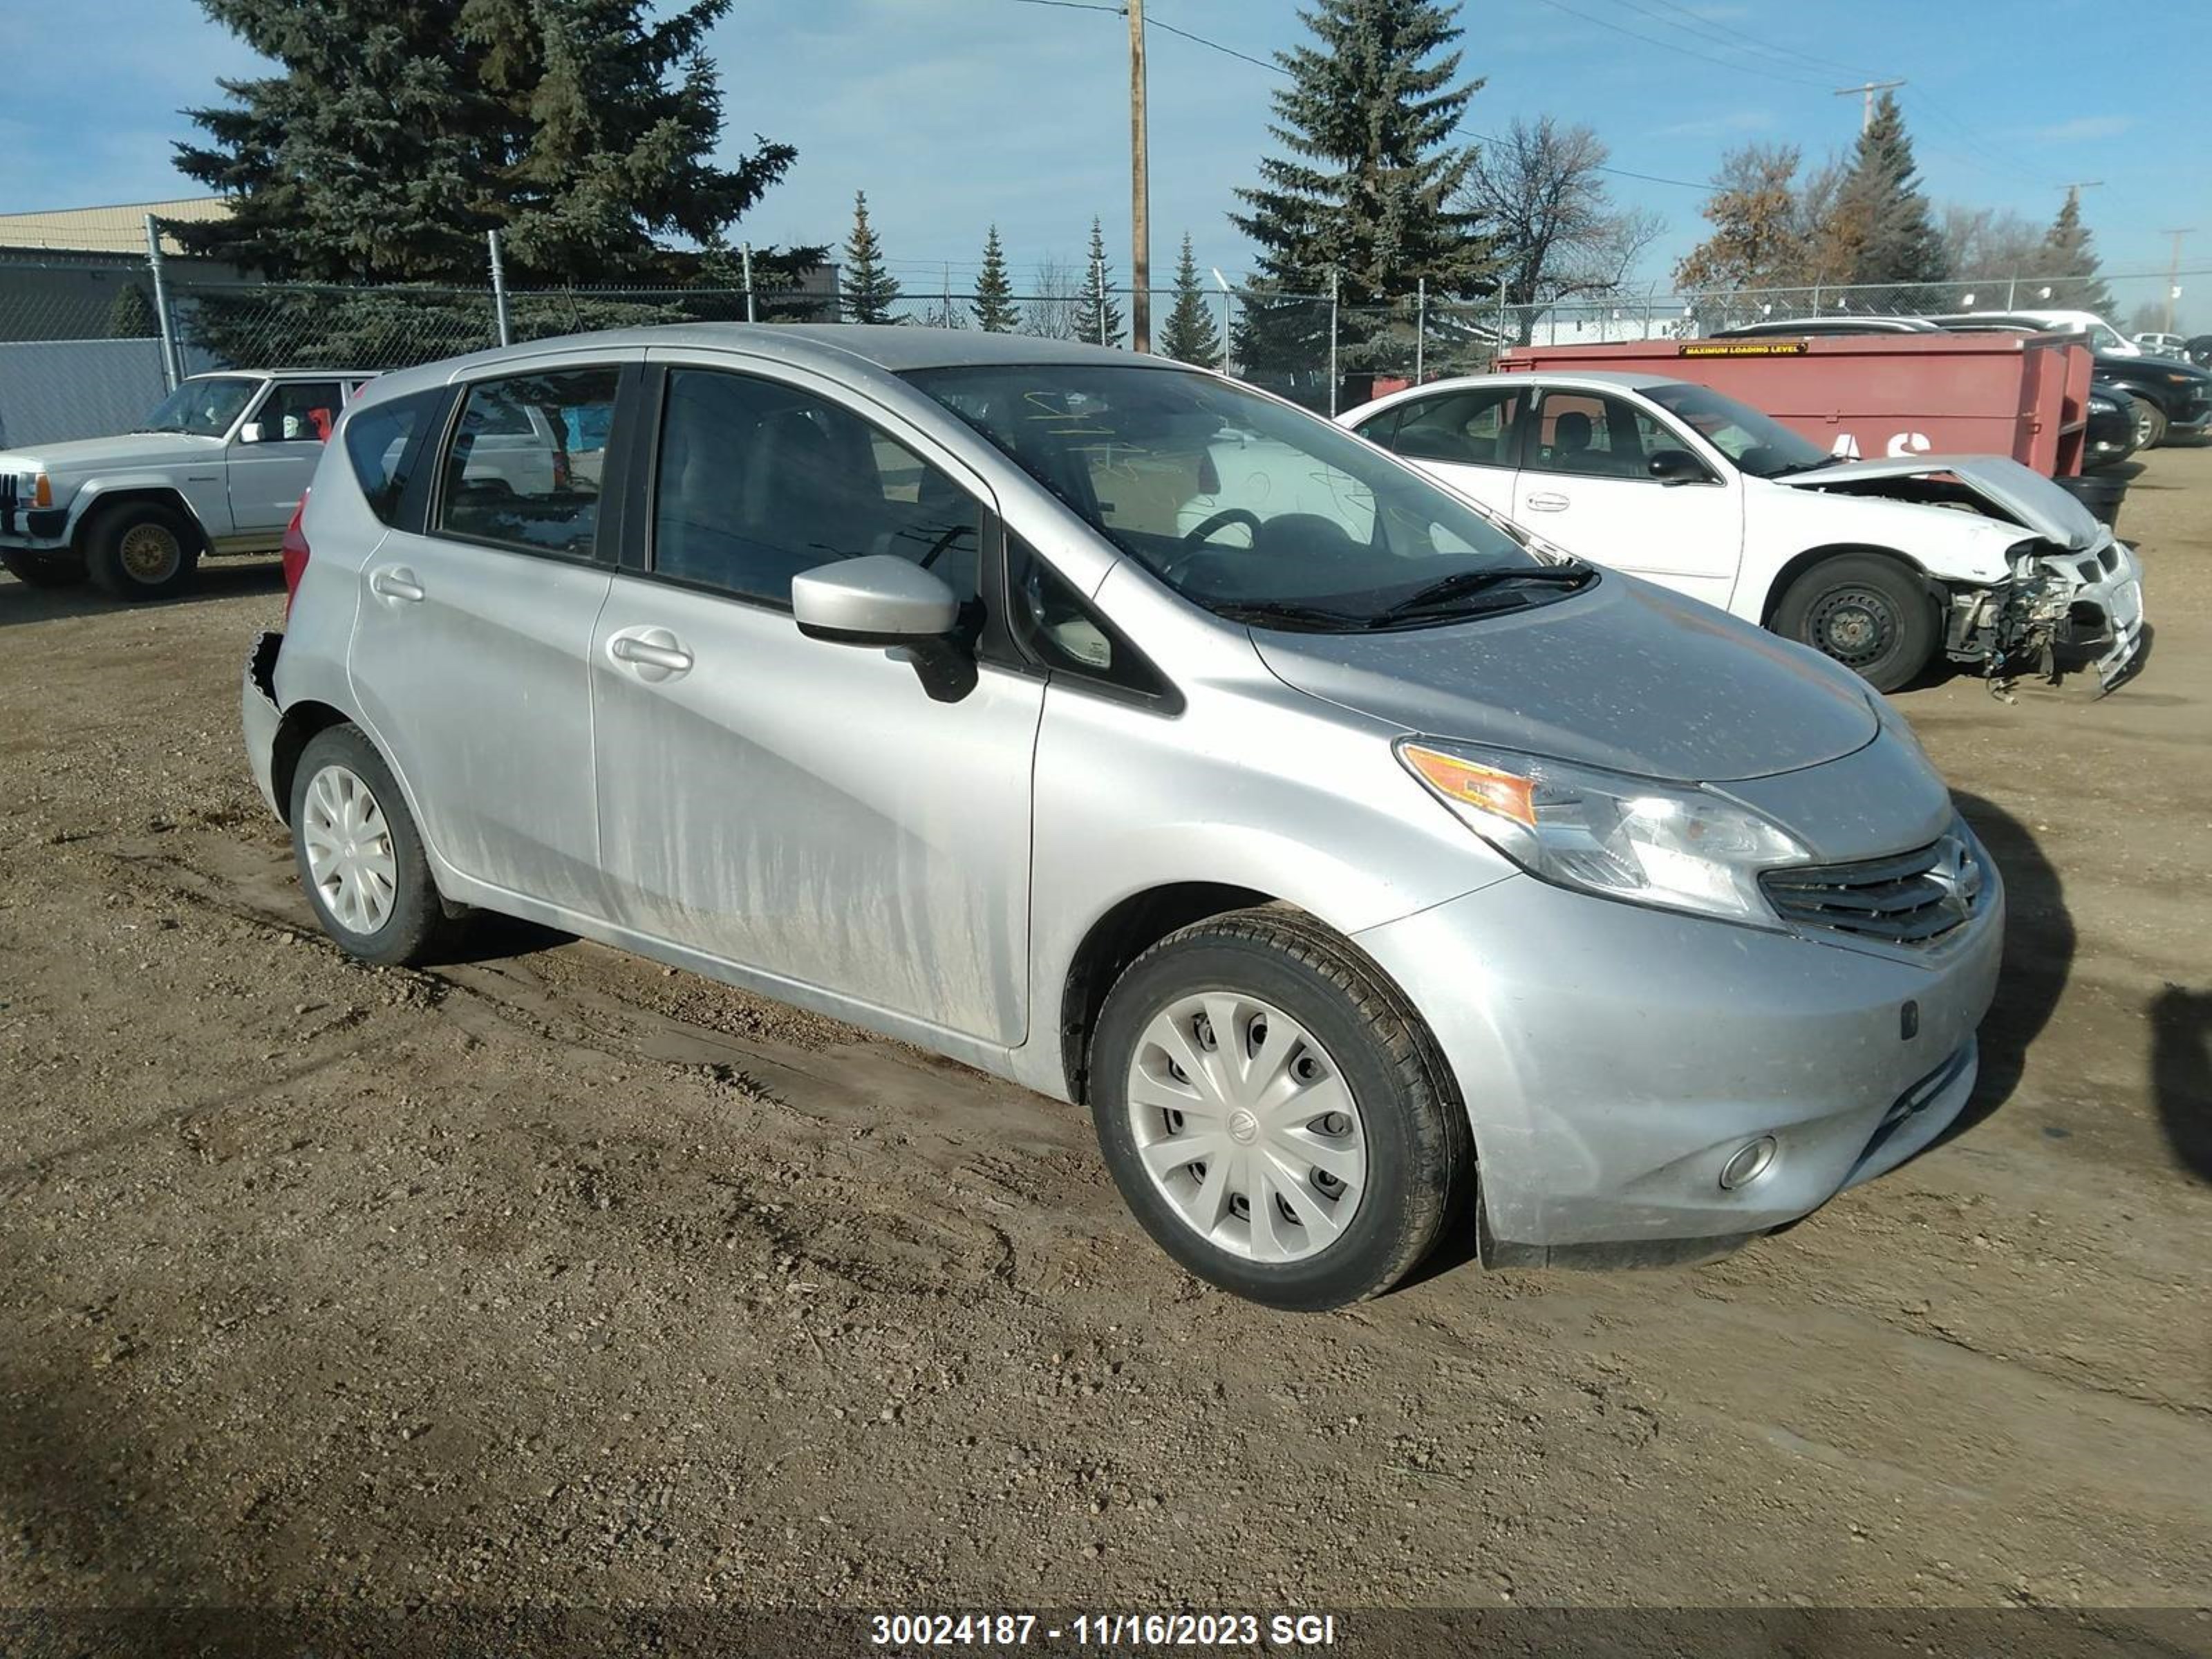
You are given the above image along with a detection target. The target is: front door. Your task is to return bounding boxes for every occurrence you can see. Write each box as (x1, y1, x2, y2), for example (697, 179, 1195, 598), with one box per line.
(227, 379, 346, 540)
(590, 357, 1042, 1046)
(1514, 388, 1743, 606)
(348, 360, 628, 916)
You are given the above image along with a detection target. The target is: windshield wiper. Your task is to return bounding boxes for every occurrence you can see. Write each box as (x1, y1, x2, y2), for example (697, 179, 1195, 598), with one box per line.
(1368, 563, 1593, 626)
(1212, 599, 1373, 632)
(1766, 456, 1841, 477)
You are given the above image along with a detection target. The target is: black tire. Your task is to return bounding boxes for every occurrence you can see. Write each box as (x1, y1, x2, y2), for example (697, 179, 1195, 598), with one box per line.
(0, 547, 86, 588)
(1088, 908, 1470, 1311)
(84, 499, 200, 600)
(1773, 552, 1938, 693)
(288, 724, 446, 966)
(2135, 400, 2169, 450)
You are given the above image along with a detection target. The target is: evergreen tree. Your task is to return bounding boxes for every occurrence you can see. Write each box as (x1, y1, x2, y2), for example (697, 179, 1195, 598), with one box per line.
(1820, 91, 1947, 293)
(1230, 0, 1494, 393)
(842, 191, 903, 324)
(1074, 217, 1125, 346)
(174, 0, 798, 285)
(973, 225, 1019, 332)
(1159, 233, 1222, 366)
(2034, 192, 2114, 314)
(106, 283, 160, 340)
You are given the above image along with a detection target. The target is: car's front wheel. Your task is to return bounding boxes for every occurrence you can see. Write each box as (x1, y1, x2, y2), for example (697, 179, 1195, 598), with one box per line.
(1089, 910, 1470, 1311)
(84, 500, 201, 600)
(289, 725, 445, 966)
(2135, 400, 2169, 450)
(1773, 552, 1938, 693)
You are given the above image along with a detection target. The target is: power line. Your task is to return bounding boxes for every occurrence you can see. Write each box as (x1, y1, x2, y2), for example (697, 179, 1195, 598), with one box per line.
(1521, 0, 1831, 88)
(1627, 0, 1890, 82)
(1129, 4, 1714, 190)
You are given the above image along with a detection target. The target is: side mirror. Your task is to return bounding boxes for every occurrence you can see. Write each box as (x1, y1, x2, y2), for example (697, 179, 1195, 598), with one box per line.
(1648, 448, 1710, 485)
(237, 421, 265, 445)
(792, 554, 973, 702)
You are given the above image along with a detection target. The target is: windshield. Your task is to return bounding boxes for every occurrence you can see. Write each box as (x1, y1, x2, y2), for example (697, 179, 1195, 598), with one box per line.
(1639, 382, 1833, 478)
(902, 364, 1569, 629)
(138, 377, 259, 438)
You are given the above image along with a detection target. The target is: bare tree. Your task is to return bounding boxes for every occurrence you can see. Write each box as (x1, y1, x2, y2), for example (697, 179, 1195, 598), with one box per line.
(1022, 257, 1083, 339)
(1938, 204, 2043, 282)
(1458, 116, 1662, 343)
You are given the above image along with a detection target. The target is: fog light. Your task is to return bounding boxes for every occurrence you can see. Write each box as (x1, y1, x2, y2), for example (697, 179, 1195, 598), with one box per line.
(1719, 1136, 1777, 1190)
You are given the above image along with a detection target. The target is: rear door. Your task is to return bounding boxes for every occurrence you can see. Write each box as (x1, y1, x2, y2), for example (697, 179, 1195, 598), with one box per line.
(589, 353, 1042, 1045)
(347, 355, 632, 917)
(1513, 387, 1743, 606)
(1351, 384, 1524, 516)
(227, 379, 346, 540)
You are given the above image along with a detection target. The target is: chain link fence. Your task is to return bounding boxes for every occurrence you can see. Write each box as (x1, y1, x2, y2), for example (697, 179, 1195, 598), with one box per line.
(3, 241, 2206, 446)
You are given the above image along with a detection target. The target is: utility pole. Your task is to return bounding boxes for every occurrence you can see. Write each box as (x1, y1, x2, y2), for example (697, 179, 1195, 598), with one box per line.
(1127, 0, 1151, 353)
(2057, 180, 2104, 207)
(2160, 227, 2194, 335)
(1832, 78, 1904, 134)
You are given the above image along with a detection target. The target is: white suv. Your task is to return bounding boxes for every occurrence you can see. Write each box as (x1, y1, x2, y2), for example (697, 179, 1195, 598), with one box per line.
(0, 369, 371, 599)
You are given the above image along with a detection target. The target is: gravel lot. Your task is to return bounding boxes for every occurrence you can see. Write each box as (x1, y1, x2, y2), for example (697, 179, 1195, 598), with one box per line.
(1, 449, 2207, 1633)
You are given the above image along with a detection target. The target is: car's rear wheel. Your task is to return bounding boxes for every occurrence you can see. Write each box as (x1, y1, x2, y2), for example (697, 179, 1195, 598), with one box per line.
(1088, 909, 1469, 1311)
(289, 725, 445, 966)
(84, 500, 200, 600)
(1774, 553, 1938, 693)
(2135, 400, 2169, 450)
(0, 548, 86, 588)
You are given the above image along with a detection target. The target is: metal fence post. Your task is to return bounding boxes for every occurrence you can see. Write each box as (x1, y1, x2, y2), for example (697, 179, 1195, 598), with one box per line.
(1095, 256, 1108, 346)
(2006, 273, 2018, 308)
(144, 214, 182, 391)
(1327, 269, 1340, 415)
(742, 243, 758, 324)
(488, 230, 513, 347)
(1414, 276, 1426, 383)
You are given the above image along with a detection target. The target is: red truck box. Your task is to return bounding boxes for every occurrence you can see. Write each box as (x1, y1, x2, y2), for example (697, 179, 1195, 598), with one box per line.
(1492, 332, 2093, 477)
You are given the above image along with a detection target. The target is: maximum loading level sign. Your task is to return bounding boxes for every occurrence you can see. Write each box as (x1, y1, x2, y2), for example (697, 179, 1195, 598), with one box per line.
(1679, 340, 1810, 357)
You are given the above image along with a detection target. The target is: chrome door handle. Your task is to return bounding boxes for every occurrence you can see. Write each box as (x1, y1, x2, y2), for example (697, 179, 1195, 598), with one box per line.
(1524, 493, 1570, 512)
(370, 565, 425, 602)
(609, 629, 694, 679)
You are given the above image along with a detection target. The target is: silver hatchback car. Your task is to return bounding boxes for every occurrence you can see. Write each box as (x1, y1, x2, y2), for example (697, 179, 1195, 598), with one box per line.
(243, 326, 2004, 1310)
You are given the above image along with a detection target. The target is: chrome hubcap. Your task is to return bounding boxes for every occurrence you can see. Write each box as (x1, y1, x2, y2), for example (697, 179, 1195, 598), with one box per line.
(301, 764, 399, 935)
(119, 522, 182, 583)
(1125, 992, 1366, 1264)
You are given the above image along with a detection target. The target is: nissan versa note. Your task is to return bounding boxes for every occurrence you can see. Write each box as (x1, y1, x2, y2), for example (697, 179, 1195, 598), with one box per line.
(241, 326, 2004, 1311)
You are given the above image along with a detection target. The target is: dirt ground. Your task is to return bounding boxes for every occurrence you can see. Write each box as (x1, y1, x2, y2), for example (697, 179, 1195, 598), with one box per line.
(1, 448, 2207, 1635)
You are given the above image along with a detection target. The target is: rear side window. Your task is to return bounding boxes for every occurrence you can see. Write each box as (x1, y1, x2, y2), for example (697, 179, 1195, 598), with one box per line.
(343, 387, 444, 526)
(435, 368, 620, 558)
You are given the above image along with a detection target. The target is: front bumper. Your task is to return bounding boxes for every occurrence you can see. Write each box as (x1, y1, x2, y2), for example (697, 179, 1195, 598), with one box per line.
(243, 630, 284, 818)
(2057, 539, 2147, 688)
(1353, 863, 2004, 1251)
(0, 506, 71, 549)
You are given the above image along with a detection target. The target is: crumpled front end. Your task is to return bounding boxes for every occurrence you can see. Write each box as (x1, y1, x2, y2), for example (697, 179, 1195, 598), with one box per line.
(1944, 535, 2148, 697)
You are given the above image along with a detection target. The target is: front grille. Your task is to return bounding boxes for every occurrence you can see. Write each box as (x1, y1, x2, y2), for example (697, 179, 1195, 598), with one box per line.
(1761, 830, 1985, 946)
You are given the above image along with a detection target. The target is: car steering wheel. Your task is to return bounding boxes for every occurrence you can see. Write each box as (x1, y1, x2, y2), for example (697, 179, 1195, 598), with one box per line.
(1181, 507, 1264, 550)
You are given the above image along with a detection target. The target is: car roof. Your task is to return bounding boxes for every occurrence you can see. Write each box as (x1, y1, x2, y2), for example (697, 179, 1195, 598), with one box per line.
(1387, 368, 1688, 394)
(1714, 316, 1936, 335)
(188, 368, 379, 381)
(356, 324, 1179, 405)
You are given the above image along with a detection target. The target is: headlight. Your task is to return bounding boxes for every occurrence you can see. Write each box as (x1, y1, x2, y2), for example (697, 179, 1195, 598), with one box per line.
(2088, 394, 2117, 415)
(1396, 738, 1809, 926)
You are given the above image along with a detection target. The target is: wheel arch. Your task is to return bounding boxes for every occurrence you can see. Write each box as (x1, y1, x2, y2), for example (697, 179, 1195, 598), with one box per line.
(1053, 885, 1466, 1125)
(1759, 542, 1940, 628)
(268, 699, 356, 825)
(68, 483, 211, 554)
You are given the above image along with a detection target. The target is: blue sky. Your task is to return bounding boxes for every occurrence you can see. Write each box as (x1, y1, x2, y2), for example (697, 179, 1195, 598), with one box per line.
(4, 0, 2204, 306)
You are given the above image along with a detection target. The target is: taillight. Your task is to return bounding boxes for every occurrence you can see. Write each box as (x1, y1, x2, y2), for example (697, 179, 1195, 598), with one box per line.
(280, 493, 310, 620)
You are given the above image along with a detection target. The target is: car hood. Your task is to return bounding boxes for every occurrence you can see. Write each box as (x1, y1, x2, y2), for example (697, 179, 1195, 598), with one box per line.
(1, 432, 223, 475)
(1250, 572, 1877, 784)
(1775, 453, 2102, 551)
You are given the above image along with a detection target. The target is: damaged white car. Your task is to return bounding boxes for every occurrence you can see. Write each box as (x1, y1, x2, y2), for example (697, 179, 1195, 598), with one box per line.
(1340, 371, 2146, 693)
